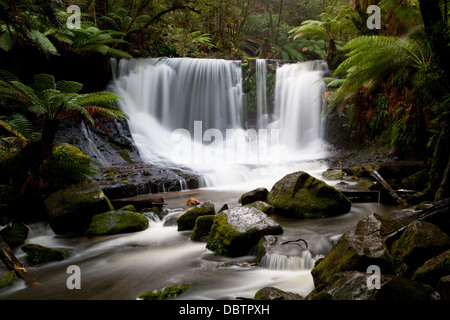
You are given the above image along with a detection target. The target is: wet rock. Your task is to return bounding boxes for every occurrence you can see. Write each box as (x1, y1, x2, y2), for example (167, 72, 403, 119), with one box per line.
(413, 249, 450, 287)
(96, 163, 202, 199)
(267, 171, 351, 219)
(206, 207, 283, 257)
(86, 210, 149, 236)
(21, 244, 70, 264)
(391, 221, 450, 275)
(191, 215, 215, 242)
(177, 201, 215, 231)
(0, 221, 29, 247)
(308, 271, 440, 300)
(311, 213, 403, 291)
(137, 284, 190, 300)
(256, 235, 278, 264)
(243, 201, 273, 214)
(238, 187, 269, 205)
(402, 169, 429, 191)
(322, 169, 344, 181)
(0, 271, 17, 289)
(437, 275, 450, 300)
(44, 180, 113, 235)
(254, 287, 304, 300)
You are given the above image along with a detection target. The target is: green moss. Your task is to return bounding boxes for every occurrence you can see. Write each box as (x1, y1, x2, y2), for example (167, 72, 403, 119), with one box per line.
(21, 244, 70, 264)
(137, 284, 190, 300)
(86, 210, 149, 236)
(177, 201, 215, 231)
(0, 271, 17, 289)
(191, 215, 215, 241)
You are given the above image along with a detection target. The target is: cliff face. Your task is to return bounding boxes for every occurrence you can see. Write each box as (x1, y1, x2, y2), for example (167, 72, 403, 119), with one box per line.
(55, 119, 203, 199)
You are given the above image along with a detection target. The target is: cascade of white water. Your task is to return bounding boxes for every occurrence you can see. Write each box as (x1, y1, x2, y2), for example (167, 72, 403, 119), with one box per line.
(108, 58, 329, 189)
(255, 59, 268, 129)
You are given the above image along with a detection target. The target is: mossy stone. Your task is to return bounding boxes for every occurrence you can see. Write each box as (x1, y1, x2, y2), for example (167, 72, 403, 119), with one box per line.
(0, 221, 29, 247)
(243, 201, 273, 214)
(206, 207, 283, 257)
(191, 215, 215, 241)
(86, 210, 149, 236)
(21, 244, 70, 264)
(137, 284, 190, 300)
(177, 201, 215, 231)
(267, 171, 351, 219)
(0, 271, 17, 289)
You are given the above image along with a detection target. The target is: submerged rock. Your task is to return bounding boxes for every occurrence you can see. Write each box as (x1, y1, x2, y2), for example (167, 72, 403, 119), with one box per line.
(86, 210, 149, 236)
(267, 171, 351, 219)
(206, 206, 283, 257)
(44, 181, 113, 235)
(177, 201, 215, 231)
(137, 284, 190, 300)
(21, 244, 70, 264)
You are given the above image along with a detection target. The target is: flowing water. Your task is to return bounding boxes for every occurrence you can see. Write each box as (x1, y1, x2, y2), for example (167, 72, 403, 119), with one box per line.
(0, 58, 415, 300)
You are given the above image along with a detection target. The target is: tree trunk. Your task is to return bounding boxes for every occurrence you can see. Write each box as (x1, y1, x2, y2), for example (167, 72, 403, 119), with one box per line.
(369, 169, 407, 205)
(419, 0, 450, 87)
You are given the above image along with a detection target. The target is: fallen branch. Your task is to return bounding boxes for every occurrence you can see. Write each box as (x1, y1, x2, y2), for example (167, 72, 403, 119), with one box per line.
(0, 236, 39, 286)
(369, 169, 407, 206)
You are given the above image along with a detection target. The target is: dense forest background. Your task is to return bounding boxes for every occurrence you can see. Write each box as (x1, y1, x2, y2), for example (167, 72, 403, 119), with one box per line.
(0, 0, 449, 217)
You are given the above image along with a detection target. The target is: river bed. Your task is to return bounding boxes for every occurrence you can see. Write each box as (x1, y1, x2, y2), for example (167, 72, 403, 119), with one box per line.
(0, 183, 416, 300)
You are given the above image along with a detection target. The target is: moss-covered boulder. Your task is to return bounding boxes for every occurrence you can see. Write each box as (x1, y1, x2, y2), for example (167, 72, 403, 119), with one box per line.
(137, 284, 190, 300)
(0, 271, 17, 289)
(311, 213, 403, 291)
(391, 221, 450, 275)
(322, 169, 344, 181)
(0, 221, 29, 247)
(413, 249, 450, 287)
(243, 201, 273, 214)
(44, 180, 113, 235)
(254, 287, 304, 300)
(402, 169, 429, 190)
(176, 200, 215, 231)
(238, 187, 269, 205)
(191, 215, 215, 242)
(267, 171, 351, 219)
(21, 244, 70, 264)
(86, 210, 149, 236)
(206, 207, 283, 257)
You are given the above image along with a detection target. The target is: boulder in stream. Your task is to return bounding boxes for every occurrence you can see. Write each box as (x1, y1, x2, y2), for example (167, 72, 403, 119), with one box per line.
(267, 171, 351, 219)
(177, 200, 215, 231)
(238, 187, 269, 205)
(44, 180, 113, 235)
(206, 206, 283, 257)
(21, 244, 70, 264)
(137, 284, 190, 300)
(311, 213, 404, 291)
(86, 209, 149, 236)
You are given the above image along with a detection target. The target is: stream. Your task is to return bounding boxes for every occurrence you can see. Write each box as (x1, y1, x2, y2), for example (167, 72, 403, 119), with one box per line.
(0, 174, 415, 300)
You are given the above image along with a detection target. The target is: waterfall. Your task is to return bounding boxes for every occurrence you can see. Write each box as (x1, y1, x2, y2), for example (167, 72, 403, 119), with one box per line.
(260, 251, 316, 271)
(255, 59, 268, 129)
(108, 58, 329, 189)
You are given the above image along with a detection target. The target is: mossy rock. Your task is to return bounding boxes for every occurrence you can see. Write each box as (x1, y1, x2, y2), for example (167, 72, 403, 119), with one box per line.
(402, 169, 429, 190)
(243, 201, 273, 214)
(322, 169, 344, 181)
(191, 215, 215, 242)
(177, 201, 215, 231)
(206, 207, 283, 257)
(86, 210, 149, 236)
(44, 180, 113, 235)
(238, 187, 269, 205)
(0, 221, 29, 247)
(256, 235, 278, 264)
(391, 221, 450, 275)
(311, 213, 402, 291)
(267, 171, 351, 219)
(21, 244, 70, 264)
(137, 284, 190, 300)
(413, 249, 450, 287)
(308, 272, 440, 300)
(0, 271, 17, 289)
(254, 286, 304, 300)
